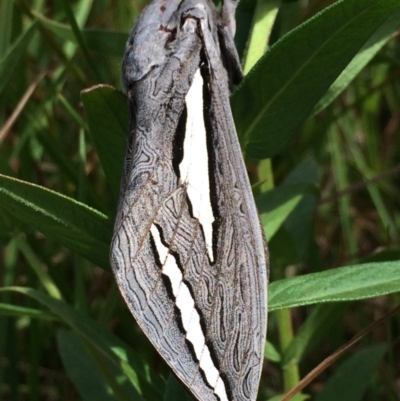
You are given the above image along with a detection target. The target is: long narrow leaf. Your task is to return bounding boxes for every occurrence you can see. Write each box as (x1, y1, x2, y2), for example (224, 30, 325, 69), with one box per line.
(269, 261, 400, 310)
(256, 183, 308, 240)
(0, 174, 112, 269)
(314, 10, 400, 113)
(33, 11, 128, 57)
(231, 0, 400, 159)
(0, 22, 37, 95)
(81, 85, 127, 201)
(0, 302, 55, 320)
(57, 329, 134, 401)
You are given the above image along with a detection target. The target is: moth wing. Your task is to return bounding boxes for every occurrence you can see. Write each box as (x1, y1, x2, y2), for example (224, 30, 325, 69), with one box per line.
(111, 2, 268, 400)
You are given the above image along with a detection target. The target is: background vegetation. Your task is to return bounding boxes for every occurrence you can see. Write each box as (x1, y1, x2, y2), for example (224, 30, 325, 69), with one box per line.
(1, 0, 400, 400)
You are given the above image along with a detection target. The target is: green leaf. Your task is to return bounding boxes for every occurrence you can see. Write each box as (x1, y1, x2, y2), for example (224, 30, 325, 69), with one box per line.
(0, 22, 37, 95)
(16, 237, 63, 300)
(60, 0, 102, 82)
(57, 329, 136, 401)
(34, 11, 128, 57)
(81, 85, 127, 201)
(163, 374, 192, 401)
(0, 174, 112, 269)
(257, 184, 307, 240)
(257, 157, 318, 243)
(0, 0, 13, 57)
(314, 344, 387, 401)
(314, 10, 400, 113)
(269, 261, 400, 311)
(0, 302, 55, 320)
(265, 340, 281, 363)
(328, 124, 358, 256)
(282, 303, 349, 366)
(57, 330, 116, 401)
(231, 0, 400, 159)
(0, 287, 165, 401)
(278, 158, 319, 264)
(242, 0, 281, 74)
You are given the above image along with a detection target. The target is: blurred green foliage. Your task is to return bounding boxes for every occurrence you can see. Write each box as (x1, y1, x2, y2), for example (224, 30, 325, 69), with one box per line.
(0, 0, 400, 400)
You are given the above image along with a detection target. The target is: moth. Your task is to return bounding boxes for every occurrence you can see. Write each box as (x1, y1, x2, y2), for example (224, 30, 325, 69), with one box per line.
(110, 0, 268, 400)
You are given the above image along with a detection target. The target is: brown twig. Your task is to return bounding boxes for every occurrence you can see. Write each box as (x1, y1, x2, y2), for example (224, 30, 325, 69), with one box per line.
(280, 305, 400, 401)
(0, 73, 45, 143)
(319, 164, 400, 204)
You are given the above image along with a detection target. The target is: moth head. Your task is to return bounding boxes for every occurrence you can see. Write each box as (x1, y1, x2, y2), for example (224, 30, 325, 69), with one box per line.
(121, 0, 179, 92)
(122, 30, 171, 93)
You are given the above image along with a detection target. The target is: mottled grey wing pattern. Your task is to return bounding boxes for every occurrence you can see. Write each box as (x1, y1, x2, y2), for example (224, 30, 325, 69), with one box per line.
(110, 0, 268, 400)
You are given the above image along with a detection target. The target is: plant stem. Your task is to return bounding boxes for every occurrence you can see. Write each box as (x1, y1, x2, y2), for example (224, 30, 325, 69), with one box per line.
(278, 308, 300, 391)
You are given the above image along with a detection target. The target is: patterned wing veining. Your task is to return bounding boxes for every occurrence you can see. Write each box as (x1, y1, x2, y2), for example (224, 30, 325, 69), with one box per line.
(110, 1, 268, 400)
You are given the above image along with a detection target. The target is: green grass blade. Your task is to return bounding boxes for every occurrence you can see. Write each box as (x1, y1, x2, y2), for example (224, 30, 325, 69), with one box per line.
(0, 22, 37, 95)
(33, 11, 128, 57)
(0, 302, 55, 320)
(16, 237, 63, 300)
(0, 0, 13, 57)
(342, 121, 399, 239)
(329, 123, 358, 258)
(60, 0, 102, 82)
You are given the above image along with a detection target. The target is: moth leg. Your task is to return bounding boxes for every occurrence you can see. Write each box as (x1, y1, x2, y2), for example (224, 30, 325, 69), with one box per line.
(183, 4, 242, 89)
(218, 26, 243, 87)
(179, 1, 242, 88)
(219, 0, 243, 86)
(221, 0, 240, 37)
